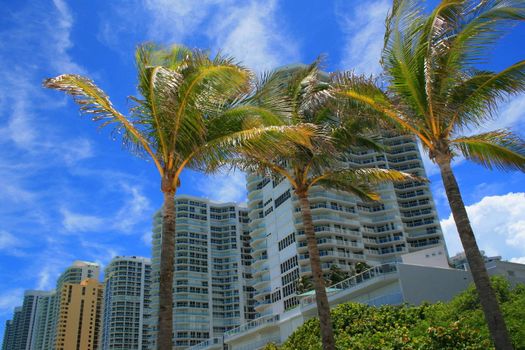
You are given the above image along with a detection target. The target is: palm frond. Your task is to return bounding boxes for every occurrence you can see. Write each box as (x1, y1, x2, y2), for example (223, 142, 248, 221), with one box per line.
(448, 61, 525, 131)
(312, 167, 418, 201)
(335, 73, 432, 146)
(452, 129, 525, 171)
(191, 124, 320, 173)
(442, 1, 525, 71)
(42, 74, 163, 174)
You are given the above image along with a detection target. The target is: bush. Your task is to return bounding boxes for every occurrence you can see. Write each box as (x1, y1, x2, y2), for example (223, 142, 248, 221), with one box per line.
(267, 277, 524, 350)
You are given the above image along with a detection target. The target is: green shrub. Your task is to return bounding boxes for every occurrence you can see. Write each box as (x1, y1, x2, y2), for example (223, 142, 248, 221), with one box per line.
(267, 277, 524, 350)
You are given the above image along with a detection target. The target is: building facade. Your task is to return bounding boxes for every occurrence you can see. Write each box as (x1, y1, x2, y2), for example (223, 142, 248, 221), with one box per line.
(246, 134, 445, 316)
(55, 278, 103, 350)
(1, 261, 100, 350)
(148, 196, 255, 349)
(101, 256, 152, 350)
(0, 290, 54, 350)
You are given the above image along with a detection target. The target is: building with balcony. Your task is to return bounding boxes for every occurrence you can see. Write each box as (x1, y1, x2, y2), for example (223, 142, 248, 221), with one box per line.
(0, 290, 54, 350)
(54, 278, 103, 350)
(190, 246, 525, 350)
(245, 134, 444, 317)
(148, 196, 255, 349)
(101, 256, 152, 350)
(1, 261, 100, 350)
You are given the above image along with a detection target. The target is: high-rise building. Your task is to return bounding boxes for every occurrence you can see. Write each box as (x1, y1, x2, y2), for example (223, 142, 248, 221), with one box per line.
(0, 290, 53, 350)
(101, 256, 152, 350)
(148, 196, 255, 349)
(48, 261, 100, 350)
(28, 291, 55, 350)
(246, 134, 445, 316)
(54, 278, 103, 350)
(1, 261, 101, 350)
(2, 310, 19, 350)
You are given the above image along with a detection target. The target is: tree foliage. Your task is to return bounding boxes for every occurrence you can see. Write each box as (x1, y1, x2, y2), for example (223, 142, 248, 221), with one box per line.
(264, 277, 525, 350)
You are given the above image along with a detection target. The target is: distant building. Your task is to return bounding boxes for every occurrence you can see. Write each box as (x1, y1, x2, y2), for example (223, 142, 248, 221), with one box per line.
(54, 278, 103, 350)
(101, 256, 152, 350)
(1, 260, 100, 350)
(2, 309, 19, 350)
(148, 196, 255, 350)
(450, 251, 502, 270)
(0, 290, 54, 350)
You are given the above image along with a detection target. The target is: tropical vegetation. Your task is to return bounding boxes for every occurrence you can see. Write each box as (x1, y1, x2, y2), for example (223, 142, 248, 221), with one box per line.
(340, 0, 525, 348)
(232, 62, 417, 350)
(264, 277, 525, 350)
(43, 44, 315, 349)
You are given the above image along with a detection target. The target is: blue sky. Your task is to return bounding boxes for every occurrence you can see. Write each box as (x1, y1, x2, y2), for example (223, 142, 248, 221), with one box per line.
(0, 0, 524, 335)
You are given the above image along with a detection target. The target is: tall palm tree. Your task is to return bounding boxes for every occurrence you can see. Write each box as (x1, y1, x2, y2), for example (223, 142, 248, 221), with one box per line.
(340, 1, 525, 348)
(232, 63, 415, 350)
(43, 43, 315, 350)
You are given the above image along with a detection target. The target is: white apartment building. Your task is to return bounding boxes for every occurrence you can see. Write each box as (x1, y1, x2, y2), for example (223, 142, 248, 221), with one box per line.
(246, 134, 444, 317)
(101, 256, 152, 350)
(148, 196, 255, 350)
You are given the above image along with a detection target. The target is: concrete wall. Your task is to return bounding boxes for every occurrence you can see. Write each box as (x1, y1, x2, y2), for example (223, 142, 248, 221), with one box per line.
(487, 261, 525, 286)
(398, 264, 471, 305)
(401, 245, 449, 269)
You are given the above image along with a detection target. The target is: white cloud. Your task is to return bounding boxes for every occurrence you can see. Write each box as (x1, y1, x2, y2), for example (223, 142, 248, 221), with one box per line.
(337, 0, 390, 75)
(441, 192, 525, 261)
(49, 0, 85, 74)
(209, 0, 299, 71)
(0, 230, 27, 256)
(0, 288, 24, 315)
(142, 231, 152, 247)
(61, 138, 94, 166)
(100, 0, 298, 72)
(114, 185, 151, 233)
(61, 208, 105, 232)
(199, 170, 247, 203)
(474, 94, 525, 134)
(143, 0, 232, 42)
(510, 257, 525, 264)
(60, 184, 151, 234)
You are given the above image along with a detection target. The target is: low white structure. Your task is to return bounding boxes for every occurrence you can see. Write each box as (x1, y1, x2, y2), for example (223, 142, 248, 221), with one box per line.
(189, 246, 525, 350)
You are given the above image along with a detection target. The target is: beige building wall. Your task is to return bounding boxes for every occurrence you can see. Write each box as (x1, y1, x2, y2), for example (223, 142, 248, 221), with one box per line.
(55, 278, 103, 350)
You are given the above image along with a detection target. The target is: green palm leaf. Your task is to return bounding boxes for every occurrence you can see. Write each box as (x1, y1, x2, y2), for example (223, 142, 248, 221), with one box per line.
(453, 130, 525, 171)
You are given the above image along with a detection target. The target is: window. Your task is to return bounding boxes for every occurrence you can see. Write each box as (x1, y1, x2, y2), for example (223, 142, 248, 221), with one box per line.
(278, 232, 296, 251)
(275, 189, 291, 208)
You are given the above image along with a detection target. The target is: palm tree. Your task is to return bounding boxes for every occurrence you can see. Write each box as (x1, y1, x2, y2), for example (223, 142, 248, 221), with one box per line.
(339, 1, 525, 348)
(43, 43, 315, 350)
(233, 63, 415, 350)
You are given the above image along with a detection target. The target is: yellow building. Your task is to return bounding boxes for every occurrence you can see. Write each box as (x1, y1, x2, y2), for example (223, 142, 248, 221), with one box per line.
(55, 278, 103, 350)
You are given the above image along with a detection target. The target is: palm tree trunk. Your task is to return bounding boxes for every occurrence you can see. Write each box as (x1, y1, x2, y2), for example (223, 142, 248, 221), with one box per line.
(158, 190, 176, 350)
(296, 189, 336, 350)
(436, 157, 513, 350)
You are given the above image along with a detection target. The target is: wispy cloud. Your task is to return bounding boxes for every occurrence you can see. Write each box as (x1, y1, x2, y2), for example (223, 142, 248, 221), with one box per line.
(60, 208, 105, 233)
(114, 184, 152, 232)
(0, 289, 24, 315)
(197, 170, 247, 203)
(99, 0, 299, 71)
(336, 0, 390, 75)
(0, 231, 27, 257)
(60, 184, 151, 234)
(208, 0, 299, 71)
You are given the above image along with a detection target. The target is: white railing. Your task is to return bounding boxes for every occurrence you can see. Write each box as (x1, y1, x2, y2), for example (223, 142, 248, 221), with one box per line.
(224, 314, 280, 339)
(300, 263, 398, 307)
(187, 336, 222, 350)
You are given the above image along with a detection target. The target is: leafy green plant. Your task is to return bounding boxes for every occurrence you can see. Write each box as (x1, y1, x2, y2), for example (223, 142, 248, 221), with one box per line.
(270, 277, 524, 350)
